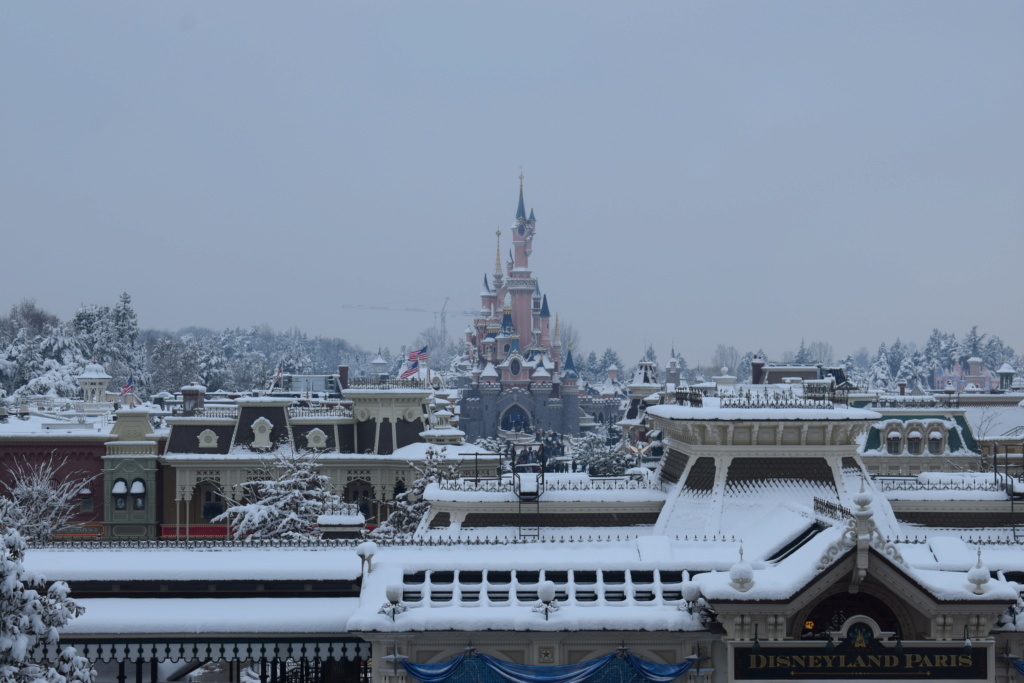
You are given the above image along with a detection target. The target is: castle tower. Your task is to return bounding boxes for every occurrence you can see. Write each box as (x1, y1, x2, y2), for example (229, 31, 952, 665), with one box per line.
(507, 173, 538, 343)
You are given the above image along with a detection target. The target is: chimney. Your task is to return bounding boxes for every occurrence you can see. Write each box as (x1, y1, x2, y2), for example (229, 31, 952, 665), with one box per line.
(898, 379, 907, 396)
(751, 354, 766, 385)
(181, 382, 206, 416)
(338, 365, 350, 390)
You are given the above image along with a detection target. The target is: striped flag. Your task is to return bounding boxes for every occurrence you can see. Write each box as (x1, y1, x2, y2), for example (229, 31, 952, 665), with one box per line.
(400, 361, 419, 379)
(270, 363, 284, 388)
(119, 375, 134, 396)
(407, 345, 428, 363)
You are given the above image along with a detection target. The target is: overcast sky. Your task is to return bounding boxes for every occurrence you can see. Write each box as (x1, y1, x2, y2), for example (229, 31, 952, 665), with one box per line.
(2, 2, 1022, 368)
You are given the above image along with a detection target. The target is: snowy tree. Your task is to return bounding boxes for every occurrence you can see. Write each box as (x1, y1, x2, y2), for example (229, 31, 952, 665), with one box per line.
(371, 446, 458, 539)
(735, 352, 754, 384)
(959, 326, 985, 362)
(793, 340, 811, 364)
(1, 458, 98, 543)
(571, 426, 632, 476)
(868, 343, 893, 390)
(598, 348, 622, 376)
(711, 345, 741, 375)
(806, 341, 834, 365)
(0, 528, 95, 683)
(213, 454, 352, 541)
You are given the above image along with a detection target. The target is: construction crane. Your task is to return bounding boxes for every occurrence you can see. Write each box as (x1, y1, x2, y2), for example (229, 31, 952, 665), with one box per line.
(339, 297, 475, 339)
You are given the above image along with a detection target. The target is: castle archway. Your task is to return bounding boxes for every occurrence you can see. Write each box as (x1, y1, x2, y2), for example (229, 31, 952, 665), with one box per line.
(500, 404, 531, 432)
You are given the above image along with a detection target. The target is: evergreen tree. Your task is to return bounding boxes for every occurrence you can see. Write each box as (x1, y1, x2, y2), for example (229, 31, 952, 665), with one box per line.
(868, 343, 892, 390)
(598, 348, 622, 375)
(214, 454, 351, 541)
(887, 338, 907, 380)
(793, 339, 811, 364)
(958, 326, 986, 365)
(0, 529, 95, 683)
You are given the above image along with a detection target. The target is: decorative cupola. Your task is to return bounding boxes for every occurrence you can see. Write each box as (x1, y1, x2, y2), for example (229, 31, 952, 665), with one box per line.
(78, 360, 112, 405)
(997, 362, 1016, 391)
(371, 349, 389, 379)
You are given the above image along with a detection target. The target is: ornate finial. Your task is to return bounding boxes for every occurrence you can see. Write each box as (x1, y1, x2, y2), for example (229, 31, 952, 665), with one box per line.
(519, 166, 524, 185)
(554, 314, 560, 343)
(494, 227, 502, 279)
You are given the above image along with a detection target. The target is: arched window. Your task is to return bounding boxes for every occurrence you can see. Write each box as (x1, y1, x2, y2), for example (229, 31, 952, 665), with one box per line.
(111, 479, 128, 511)
(928, 430, 944, 455)
(906, 431, 923, 455)
(130, 479, 146, 510)
(886, 431, 902, 455)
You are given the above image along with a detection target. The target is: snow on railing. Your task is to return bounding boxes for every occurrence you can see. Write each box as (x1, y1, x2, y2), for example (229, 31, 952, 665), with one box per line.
(436, 477, 659, 492)
(347, 377, 428, 390)
(27, 531, 744, 550)
(718, 392, 836, 410)
(169, 406, 240, 418)
(288, 406, 352, 418)
(876, 478, 1006, 493)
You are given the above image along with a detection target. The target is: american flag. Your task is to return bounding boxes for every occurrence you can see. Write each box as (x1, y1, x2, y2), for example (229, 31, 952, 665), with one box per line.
(400, 361, 419, 379)
(119, 375, 134, 396)
(407, 345, 428, 363)
(271, 363, 284, 387)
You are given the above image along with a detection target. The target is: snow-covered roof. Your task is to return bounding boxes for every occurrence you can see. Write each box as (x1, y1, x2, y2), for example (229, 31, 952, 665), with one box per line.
(78, 362, 111, 379)
(64, 598, 358, 635)
(24, 547, 361, 581)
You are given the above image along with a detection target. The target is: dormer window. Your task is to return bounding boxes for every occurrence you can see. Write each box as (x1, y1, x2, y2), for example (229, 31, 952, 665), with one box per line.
(886, 431, 902, 455)
(306, 428, 328, 449)
(510, 359, 522, 376)
(251, 417, 274, 449)
(907, 431, 923, 455)
(928, 430, 944, 455)
(112, 479, 128, 511)
(130, 479, 146, 510)
(198, 429, 219, 449)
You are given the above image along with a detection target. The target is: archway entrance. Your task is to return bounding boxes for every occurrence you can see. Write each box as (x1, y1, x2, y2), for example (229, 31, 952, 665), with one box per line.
(501, 405, 531, 432)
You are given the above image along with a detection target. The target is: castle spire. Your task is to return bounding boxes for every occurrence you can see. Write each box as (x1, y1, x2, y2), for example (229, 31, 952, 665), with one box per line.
(493, 228, 502, 282)
(516, 170, 527, 222)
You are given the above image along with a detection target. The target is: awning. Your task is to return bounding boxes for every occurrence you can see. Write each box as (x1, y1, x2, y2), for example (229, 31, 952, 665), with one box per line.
(111, 481, 128, 494)
(929, 431, 943, 440)
(887, 430, 901, 439)
(130, 481, 146, 494)
(908, 431, 922, 439)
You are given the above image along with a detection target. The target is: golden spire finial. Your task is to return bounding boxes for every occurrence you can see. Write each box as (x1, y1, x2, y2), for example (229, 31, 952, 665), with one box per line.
(554, 313, 560, 343)
(494, 227, 502, 278)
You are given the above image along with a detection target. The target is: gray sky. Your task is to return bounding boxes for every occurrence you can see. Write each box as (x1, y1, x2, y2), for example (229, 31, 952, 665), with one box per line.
(3, 2, 1022, 367)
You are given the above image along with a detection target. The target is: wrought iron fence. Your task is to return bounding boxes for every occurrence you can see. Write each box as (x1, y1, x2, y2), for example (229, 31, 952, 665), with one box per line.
(169, 407, 240, 418)
(814, 497, 852, 521)
(875, 478, 1006, 492)
(288, 407, 353, 418)
(436, 477, 660, 492)
(347, 377, 428, 390)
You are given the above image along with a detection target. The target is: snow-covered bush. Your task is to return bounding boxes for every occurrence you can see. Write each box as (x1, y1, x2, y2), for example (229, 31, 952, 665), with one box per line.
(213, 454, 354, 541)
(0, 529, 94, 682)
